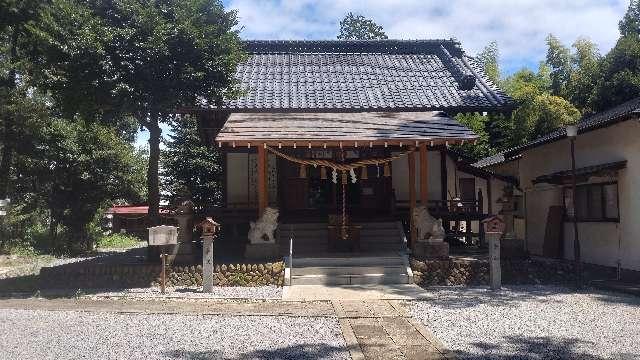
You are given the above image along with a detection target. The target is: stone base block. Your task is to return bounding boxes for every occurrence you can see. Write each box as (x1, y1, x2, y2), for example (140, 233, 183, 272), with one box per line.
(501, 238, 526, 259)
(244, 243, 280, 260)
(413, 241, 449, 259)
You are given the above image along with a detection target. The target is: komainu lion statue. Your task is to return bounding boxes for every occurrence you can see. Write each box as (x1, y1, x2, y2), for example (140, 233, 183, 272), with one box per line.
(411, 205, 445, 242)
(248, 207, 279, 244)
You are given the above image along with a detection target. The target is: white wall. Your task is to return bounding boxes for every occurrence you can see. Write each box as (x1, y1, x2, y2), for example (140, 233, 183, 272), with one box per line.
(227, 153, 250, 206)
(518, 120, 640, 271)
(392, 150, 442, 202)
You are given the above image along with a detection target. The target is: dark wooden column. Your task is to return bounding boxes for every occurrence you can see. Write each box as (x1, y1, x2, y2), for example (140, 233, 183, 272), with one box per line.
(419, 143, 428, 206)
(257, 145, 268, 216)
(408, 150, 416, 248)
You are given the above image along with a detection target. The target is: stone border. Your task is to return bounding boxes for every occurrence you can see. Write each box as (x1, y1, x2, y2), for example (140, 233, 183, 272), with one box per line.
(38, 261, 285, 290)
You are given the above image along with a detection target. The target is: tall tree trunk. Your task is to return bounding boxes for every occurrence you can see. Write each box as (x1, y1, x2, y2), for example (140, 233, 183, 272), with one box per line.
(147, 118, 161, 226)
(0, 28, 19, 199)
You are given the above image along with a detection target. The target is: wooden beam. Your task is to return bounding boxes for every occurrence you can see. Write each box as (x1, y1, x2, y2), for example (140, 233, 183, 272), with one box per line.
(419, 143, 428, 206)
(258, 146, 268, 215)
(408, 151, 417, 249)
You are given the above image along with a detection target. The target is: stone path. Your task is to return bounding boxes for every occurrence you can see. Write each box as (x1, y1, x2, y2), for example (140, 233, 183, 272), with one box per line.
(333, 300, 455, 360)
(0, 298, 452, 360)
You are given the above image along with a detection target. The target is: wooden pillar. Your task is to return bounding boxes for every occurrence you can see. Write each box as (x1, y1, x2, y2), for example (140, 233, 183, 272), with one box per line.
(257, 146, 268, 215)
(408, 150, 416, 249)
(419, 143, 429, 206)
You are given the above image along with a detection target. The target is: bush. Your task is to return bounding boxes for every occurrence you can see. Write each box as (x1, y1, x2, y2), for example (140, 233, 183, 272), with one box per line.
(96, 233, 141, 249)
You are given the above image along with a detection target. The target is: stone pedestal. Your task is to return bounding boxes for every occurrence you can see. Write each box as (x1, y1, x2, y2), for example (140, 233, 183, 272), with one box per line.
(202, 236, 214, 292)
(245, 243, 280, 260)
(413, 241, 449, 259)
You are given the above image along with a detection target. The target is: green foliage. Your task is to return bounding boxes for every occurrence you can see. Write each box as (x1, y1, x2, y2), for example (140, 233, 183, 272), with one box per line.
(161, 116, 222, 209)
(545, 34, 572, 97)
(590, 34, 640, 112)
(96, 233, 140, 249)
(14, 117, 146, 253)
(337, 12, 388, 40)
(454, 113, 495, 161)
(619, 0, 640, 36)
(31, 0, 246, 224)
(476, 41, 500, 84)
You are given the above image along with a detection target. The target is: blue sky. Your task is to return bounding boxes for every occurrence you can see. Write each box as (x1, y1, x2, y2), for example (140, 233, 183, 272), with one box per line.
(136, 0, 630, 148)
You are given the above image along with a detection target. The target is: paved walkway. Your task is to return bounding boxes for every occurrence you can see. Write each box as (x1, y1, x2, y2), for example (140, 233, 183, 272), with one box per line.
(0, 297, 453, 360)
(333, 300, 454, 360)
(283, 284, 432, 301)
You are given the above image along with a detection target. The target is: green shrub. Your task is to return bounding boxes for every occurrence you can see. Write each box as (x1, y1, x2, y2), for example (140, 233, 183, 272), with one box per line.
(96, 233, 141, 249)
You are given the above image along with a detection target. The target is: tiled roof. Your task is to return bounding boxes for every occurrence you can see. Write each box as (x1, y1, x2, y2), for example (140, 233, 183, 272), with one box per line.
(212, 39, 511, 112)
(533, 160, 627, 185)
(473, 97, 640, 168)
(215, 111, 477, 145)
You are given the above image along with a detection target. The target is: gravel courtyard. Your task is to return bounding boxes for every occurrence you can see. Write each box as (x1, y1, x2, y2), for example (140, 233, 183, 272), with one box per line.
(408, 286, 640, 360)
(0, 309, 349, 360)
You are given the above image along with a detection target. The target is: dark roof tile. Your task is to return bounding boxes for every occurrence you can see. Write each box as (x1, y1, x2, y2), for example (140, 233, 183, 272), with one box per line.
(209, 39, 511, 112)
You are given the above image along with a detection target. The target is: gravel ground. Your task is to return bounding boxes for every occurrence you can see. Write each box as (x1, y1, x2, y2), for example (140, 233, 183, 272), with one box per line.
(87, 285, 283, 300)
(0, 309, 349, 360)
(408, 286, 640, 360)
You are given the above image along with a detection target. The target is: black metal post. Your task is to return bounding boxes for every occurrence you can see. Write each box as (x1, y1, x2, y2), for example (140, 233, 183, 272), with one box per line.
(570, 137, 582, 288)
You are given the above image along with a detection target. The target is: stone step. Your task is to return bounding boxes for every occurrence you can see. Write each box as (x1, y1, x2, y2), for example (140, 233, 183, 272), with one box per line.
(292, 265, 406, 276)
(292, 273, 409, 285)
(293, 256, 405, 267)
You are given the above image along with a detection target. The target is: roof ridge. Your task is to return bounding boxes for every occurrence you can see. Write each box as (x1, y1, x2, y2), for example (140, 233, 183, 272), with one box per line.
(241, 39, 464, 55)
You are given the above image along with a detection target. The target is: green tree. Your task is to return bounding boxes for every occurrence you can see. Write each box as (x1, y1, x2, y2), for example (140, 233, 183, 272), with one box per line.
(590, 34, 640, 111)
(566, 37, 601, 112)
(31, 0, 245, 225)
(476, 41, 500, 84)
(619, 0, 640, 36)
(14, 117, 146, 252)
(545, 34, 572, 97)
(0, 0, 47, 199)
(161, 116, 222, 210)
(337, 12, 388, 40)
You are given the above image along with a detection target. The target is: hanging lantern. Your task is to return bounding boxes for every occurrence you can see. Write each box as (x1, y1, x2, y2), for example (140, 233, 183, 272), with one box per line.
(341, 171, 348, 185)
(299, 164, 307, 178)
(383, 163, 391, 177)
(320, 166, 327, 180)
(361, 166, 368, 180)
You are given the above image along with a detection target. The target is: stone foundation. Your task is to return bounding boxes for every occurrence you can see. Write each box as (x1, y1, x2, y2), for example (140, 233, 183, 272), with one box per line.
(410, 257, 576, 287)
(39, 261, 285, 290)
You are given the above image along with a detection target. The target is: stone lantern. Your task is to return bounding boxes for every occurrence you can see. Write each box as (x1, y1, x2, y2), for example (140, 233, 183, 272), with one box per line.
(495, 185, 525, 258)
(200, 217, 220, 292)
(170, 200, 195, 263)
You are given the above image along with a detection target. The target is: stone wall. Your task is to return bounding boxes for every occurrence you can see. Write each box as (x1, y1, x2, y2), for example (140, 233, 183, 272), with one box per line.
(39, 261, 285, 290)
(411, 258, 489, 286)
(410, 257, 576, 287)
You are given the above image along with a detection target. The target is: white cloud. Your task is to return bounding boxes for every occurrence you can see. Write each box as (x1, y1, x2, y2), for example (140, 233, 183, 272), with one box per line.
(225, 0, 629, 73)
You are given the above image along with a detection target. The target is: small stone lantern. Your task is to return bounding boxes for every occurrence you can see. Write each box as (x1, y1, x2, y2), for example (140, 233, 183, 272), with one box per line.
(200, 217, 220, 292)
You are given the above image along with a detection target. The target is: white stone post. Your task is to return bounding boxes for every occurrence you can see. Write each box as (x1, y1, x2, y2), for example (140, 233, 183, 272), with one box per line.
(199, 217, 220, 293)
(482, 216, 505, 291)
(488, 233, 501, 290)
(202, 236, 214, 292)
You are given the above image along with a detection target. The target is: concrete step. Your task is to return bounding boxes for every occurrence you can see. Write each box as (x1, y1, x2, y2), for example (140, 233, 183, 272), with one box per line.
(292, 273, 409, 285)
(293, 256, 405, 267)
(292, 265, 406, 276)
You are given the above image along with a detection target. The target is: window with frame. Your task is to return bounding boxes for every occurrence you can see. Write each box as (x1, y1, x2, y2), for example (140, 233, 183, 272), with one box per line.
(563, 182, 619, 222)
